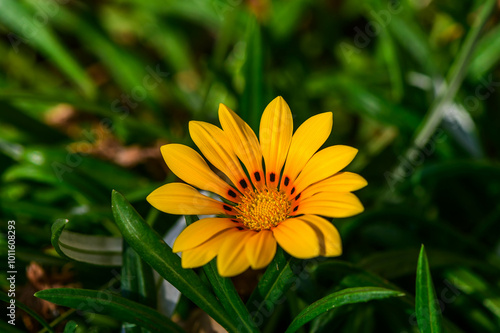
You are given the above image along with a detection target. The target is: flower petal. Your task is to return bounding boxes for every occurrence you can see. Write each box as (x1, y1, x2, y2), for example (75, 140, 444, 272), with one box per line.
(272, 218, 320, 259)
(219, 104, 264, 188)
(173, 218, 238, 252)
(292, 192, 364, 218)
(190, 121, 251, 193)
(217, 230, 252, 277)
(245, 230, 277, 269)
(292, 145, 358, 195)
(280, 112, 333, 190)
(181, 230, 232, 268)
(300, 172, 367, 200)
(259, 97, 293, 187)
(296, 215, 342, 257)
(147, 183, 227, 215)
(161, 144, 238, 201)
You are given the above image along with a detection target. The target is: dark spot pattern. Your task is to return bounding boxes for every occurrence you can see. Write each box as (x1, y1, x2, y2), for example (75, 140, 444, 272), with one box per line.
(284, 177, 290, 186)
(231, 219, 239, 223)
(254, 172, 261, 181)
(223, 205, 232, 211)
(228, 190, 237, 198)
(270, 173, 276, 182)
(239, 179, 248, 189)
(236, 227, 244, 231)
(291, 187, 296, 195)
(293, 206, 299, 212)
(295, 193, 301, 200)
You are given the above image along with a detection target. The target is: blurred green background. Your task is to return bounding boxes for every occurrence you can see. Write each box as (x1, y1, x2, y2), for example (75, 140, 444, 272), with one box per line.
(1, 0, 500, 332)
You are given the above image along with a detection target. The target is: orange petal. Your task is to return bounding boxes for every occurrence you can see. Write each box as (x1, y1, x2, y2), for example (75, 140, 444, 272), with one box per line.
(219, 104, 264, 188)
(300, 172, 367, 200)
(292, 145, 358, 195)
(245, 230, 277, 269)
(181, 230, 233, 268)
(190, 121, 251, 193)
(161, 144, 238, 201)
(296, 215, 342, 256)
(147, 183, 227, 215)
(280, 112, 333, 190)
(173, 218, 238, 252)
(259, 97, 293, 187)
(292, 192, 364, 218)
(272, 218, 320, 259)
(217, 230, 252, 277)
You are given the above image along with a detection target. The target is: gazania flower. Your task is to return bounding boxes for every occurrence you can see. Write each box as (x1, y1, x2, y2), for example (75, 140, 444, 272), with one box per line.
(147, 97, 366, 277)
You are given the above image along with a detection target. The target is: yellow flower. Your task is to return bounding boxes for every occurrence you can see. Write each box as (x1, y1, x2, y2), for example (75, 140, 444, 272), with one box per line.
(147, 97, 366, 277)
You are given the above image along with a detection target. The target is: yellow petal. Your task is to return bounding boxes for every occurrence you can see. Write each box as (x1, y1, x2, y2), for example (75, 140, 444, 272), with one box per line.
(190, 121, 251, 193)
(259, 97, 293, 187)
(297, 215, 342, 257)
(280, 112, 333, 190)
(292, 145, 358, 195)
(219, 104, 264, 188)
(217, 230, 252, 277)
(173, 218, 238, 252)
(181, 230, 232, 268)
(244, 230, 277, 269)
(300, 172, 367, 200)
(292, 192, 364, 218)
(272, 218, 320, 259)
(147, 183, 227, 215)
(161, 144, 238, 201)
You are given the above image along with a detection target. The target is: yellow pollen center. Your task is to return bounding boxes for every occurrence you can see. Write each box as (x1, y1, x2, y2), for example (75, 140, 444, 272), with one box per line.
(235, 188, 291, 231)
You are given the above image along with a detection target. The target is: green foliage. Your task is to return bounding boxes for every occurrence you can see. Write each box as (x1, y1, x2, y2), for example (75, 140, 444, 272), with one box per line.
(1, 0, 500, 332)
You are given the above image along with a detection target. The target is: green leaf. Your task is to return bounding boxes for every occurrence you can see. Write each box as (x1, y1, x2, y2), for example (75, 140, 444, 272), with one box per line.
(35, 288, 184, 333)
(0, 290, 55, 333)
(0, 0, 95, 97)
(121, 241, 157, 333)
(285, 287, 404, 333)
(240, 16, 264, 131)
(246, 247, 298, 324)
(183, 215, 260, 333)
(63, 321, 79, 333)
(111, 190, 239, 332)
(51, 218, 123, 266)
(416, 245, 443, 333)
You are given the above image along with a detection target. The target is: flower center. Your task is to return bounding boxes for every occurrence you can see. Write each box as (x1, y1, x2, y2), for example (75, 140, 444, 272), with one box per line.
(235, 188, 291, 231)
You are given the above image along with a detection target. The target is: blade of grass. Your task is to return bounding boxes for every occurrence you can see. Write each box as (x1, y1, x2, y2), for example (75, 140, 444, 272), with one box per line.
(416, 245, 443, 333)
(285, 287, 404, 333)
(35, 288, 184, 333)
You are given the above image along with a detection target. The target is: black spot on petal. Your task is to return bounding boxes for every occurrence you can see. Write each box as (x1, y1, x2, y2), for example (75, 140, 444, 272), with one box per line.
(291, 187, 296, 195)
(231, 219, 239, 223)
(254, 172, 261, 181)
(293, 206, 299, 212)
(295, 193, 301, 200)
(228, 190, 237, 198)
(270, 173, 276, 182)
(239, 179, 248, 189)
(236, 227, 244, 231)
(284, 177, 290, 186)
(223, 205, 232, 212)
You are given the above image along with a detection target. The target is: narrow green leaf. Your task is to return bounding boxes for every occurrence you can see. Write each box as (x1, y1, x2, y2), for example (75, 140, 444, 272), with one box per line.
(121, 241, 157, 333)
(0, 290, 55, 333)
(0, 0, 95, 97)
(240, 16, 264, 131)
(246, 247, 296, 323)
(184, 215, 258, 332)
(35, 288, 183, 333)
(285, 287, 404, 333)
(111, 190, 239, 332)
(416, 245, 443, 333)
(51, 218, 123, 266)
